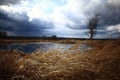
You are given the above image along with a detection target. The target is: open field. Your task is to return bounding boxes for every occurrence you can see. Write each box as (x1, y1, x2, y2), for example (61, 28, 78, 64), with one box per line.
(0, 37, 118, 44)
(0, 37, 79, 44)
(0, 39, 120, 80)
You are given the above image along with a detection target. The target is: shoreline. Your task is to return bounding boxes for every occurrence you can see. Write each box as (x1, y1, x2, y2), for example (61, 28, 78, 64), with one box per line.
(0, 38, 119, 44)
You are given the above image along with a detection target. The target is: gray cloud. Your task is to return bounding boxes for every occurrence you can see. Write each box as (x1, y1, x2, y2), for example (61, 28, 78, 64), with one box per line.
(0, 0, 20, 5)
(31, 19, 55, 29)
(94, 3, 120, 26)
(0, 10, 55, 37)
(65, 0, 120, 30)
(108, 0, 120, 7)
(0, 0, 120, 38)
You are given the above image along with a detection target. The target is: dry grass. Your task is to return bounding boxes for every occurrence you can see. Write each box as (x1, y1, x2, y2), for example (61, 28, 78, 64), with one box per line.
(0, 50, 27, 80)
(0, 40, 120, 80)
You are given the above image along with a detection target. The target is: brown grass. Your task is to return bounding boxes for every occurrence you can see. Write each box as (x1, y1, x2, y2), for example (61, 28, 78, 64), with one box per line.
(0, 40, 120, 80)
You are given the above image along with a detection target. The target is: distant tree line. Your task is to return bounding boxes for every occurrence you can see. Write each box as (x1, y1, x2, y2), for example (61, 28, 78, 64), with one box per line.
(0, 30, 7, 38)
(42, 35, 57, 39)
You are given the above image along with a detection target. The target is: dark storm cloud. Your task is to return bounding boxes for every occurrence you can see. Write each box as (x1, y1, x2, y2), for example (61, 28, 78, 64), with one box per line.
(0, 11, 17, 31)
(96, 30, 120, 38)
(31, 19, 55, 29)
(94, 4, 120, 27)
(10, 29, 51, 37)
(66, 23, 87, 30)
(0, 11, 55, 36)
(0, 0, 20, 5)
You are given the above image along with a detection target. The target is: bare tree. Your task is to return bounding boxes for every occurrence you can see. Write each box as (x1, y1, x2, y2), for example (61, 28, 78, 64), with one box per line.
(88, 14, 99, 39)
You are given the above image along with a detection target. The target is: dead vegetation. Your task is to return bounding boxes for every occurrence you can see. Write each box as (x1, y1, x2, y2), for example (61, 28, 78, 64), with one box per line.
(0, 40, 120, 80)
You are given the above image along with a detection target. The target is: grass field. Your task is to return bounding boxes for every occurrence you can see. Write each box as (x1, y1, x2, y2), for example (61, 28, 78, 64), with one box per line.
(0, 39, 120, 80)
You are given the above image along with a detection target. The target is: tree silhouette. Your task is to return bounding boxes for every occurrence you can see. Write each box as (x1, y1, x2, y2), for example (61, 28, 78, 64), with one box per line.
(0, 30, 7, 38)
(51, 35, 57, 39)
(88, 14, 99, 39)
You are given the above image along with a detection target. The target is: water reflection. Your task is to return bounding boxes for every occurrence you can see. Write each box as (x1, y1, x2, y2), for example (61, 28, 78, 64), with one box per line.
(0, 42, 93, 53)
(0, 43, 72, 53)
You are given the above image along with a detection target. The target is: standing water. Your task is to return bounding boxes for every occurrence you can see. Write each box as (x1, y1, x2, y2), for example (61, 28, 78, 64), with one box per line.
(0, 42, 93, 53)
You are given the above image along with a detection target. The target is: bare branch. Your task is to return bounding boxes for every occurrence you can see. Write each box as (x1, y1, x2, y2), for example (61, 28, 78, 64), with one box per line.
(88, 14, 99, 39)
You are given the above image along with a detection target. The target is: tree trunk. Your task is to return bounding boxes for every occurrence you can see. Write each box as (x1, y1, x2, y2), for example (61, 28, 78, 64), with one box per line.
(90, 32, 93, 40)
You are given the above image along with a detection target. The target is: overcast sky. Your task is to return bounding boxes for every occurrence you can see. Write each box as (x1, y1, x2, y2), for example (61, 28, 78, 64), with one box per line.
(0, 0, 120, 38)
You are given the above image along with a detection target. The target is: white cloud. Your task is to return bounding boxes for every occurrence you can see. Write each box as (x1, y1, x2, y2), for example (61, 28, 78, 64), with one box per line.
(0, 0, 95, 26)
(107, 24, 120, 32)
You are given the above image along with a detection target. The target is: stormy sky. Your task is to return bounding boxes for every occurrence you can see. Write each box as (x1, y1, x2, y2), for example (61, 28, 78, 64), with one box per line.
(0, 0, 120, 38)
